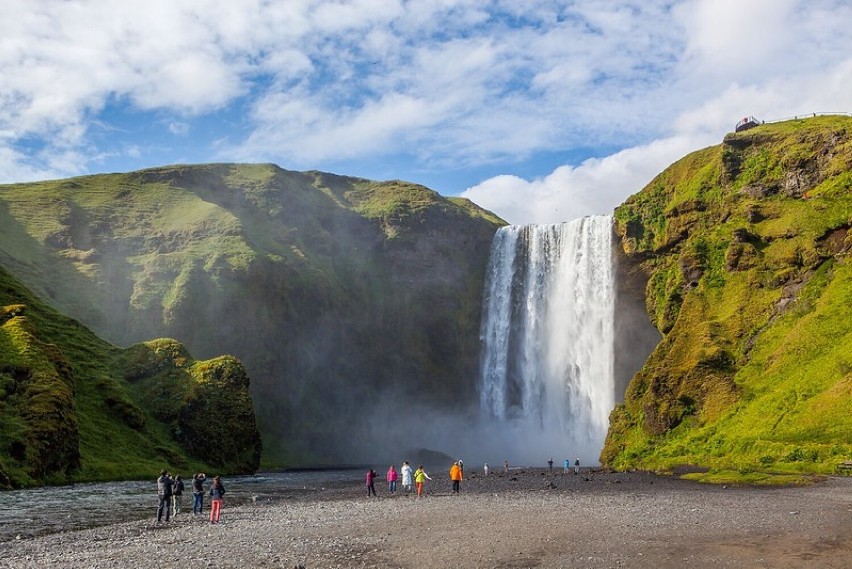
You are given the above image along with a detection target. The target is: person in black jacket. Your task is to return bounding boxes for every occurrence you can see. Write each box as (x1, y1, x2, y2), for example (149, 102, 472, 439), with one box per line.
(172, 475, 185, 517)
(156, 470, 173, 523)
(192, 473, 206, 515)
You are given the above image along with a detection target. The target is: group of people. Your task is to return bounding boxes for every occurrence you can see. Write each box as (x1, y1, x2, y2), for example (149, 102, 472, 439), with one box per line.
(549, 458, 581, 474)
(367, 460, 466, 498)
(156, 470, 226, 524)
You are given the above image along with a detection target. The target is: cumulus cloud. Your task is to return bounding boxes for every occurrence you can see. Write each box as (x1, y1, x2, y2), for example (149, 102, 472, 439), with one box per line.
(0, 0, 850, 225)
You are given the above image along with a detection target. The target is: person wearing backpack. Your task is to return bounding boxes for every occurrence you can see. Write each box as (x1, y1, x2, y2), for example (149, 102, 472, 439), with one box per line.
(209, 476, 226, 524)
(156, 470, 173, 523)
(171, 475, 185, 516)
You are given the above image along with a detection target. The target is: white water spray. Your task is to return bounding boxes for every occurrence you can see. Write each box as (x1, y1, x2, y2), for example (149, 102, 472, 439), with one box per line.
(478, 215, 615, 463)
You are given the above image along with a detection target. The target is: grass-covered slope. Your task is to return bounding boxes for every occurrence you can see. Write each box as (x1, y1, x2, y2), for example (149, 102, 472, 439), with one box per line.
(603, 116, 852, 477)
(0, 266, 261, 488)
(0, 164, 504, 465)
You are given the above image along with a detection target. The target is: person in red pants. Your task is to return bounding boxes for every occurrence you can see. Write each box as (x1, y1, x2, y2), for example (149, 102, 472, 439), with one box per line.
(209, 476, 226, 524)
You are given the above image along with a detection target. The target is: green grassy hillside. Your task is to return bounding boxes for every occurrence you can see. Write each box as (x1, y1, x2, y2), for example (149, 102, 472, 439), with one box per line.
(603, 116, 852, 478)
(0, 164, 504, 465)
(0, 266, 261, 488)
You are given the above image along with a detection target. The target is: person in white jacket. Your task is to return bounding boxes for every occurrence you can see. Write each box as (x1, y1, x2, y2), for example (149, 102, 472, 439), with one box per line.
(400, 461, 413, 494)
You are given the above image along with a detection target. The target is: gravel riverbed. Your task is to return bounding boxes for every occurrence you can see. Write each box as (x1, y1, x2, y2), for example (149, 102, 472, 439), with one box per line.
(2, 469, 851, 568)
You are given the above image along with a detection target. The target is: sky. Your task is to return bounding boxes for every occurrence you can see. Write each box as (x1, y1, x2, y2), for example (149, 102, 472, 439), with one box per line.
(1, 0, 850, 225)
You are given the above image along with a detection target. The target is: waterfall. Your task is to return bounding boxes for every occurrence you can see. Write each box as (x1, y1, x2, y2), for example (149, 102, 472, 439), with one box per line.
(478, 215, 615, 463)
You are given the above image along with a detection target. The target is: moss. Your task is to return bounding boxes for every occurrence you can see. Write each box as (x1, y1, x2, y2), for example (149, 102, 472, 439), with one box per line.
(604, 116, 852, 477)
(0, 266, 262, 487)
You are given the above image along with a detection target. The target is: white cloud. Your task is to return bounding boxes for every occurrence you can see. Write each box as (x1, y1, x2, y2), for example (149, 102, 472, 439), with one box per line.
(462, 133, 713, 225)
(0, 0, 849, 225)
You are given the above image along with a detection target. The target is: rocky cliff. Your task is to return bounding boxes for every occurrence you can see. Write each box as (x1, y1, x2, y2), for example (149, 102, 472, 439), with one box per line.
(603, 115, 852, 476)
(0, 164, 504, 464)
(0, 266, 261, 488)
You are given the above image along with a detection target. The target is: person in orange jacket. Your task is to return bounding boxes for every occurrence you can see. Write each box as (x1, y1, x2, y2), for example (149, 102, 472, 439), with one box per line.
(449, 461, 463, 493)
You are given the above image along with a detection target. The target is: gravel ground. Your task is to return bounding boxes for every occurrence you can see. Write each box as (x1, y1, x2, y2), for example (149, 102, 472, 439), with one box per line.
(2, 469, 851, 568)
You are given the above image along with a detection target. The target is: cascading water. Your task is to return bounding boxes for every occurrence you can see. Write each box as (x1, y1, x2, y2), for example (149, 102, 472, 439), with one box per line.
(478, 215, 615, 463)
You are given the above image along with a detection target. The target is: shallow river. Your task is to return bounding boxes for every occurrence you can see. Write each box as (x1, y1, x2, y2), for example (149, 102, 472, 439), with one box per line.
(0, 470, 361, 542)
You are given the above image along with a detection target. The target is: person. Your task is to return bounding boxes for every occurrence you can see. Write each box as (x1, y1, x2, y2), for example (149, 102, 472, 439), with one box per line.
(366, 469, 377, 497)
(458, 459, 464, 477)
(156, 469, 173, 523)
(563, 459, 570, 474)
(192, 473, 206, 515)
(401, 461, 413, 494)
(574, 458, 580, 475)
(414, 465, 432, 497)
(449, 461, 463, 493)
(387, 465, 398, 493)
(172, 475, 184, 516)
(484, 463, 489, 476)
(548, 458, 554, 473)
(503, 460, 509, 474)
(209, 476, 225, 524)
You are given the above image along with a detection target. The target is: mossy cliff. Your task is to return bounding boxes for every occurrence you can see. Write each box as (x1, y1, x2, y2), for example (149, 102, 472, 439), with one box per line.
(0, 165, 504, 464)
(0, 266, 261, 488)
(603, 116, 852, 475)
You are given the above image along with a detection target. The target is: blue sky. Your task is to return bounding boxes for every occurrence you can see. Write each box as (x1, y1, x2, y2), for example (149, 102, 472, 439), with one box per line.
(1, 0, 850, 224)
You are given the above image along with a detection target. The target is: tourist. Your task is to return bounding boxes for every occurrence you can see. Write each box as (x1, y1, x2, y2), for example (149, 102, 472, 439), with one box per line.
(401, 461, 413, 494)
(548, 458, 554, 473)
(209, 476, 225, 524)
(156, 470, 173, 523)
(458, 459, 464, 476)
(449, 461, 463, 493)
(366, 469, 377, 497)
(414, 465, 432, 497)
(503, 460, 509, 474)
(171, 475, 184, 516)
(574, 458, 580, 475)
(484, 463, 489, 476)
(387, 465, 398, 493)
(192, 473, 206, 514)
(563, 459, 570, 474)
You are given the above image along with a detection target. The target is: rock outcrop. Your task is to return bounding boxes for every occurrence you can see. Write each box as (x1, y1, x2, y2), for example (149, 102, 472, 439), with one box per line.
(603, 116, 852, 474)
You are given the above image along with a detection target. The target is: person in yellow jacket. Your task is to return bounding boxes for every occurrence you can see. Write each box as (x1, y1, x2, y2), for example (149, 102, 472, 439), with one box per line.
(414, 465, 432, 497)
(449, 461, 463, 494)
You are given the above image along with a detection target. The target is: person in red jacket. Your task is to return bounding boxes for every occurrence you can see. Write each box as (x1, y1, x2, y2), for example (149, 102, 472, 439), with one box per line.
(449, 461, 463, 493)
(386, 465, 398, 493)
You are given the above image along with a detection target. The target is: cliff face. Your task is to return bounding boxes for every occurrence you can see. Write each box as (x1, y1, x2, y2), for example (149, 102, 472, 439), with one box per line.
(603, 116, 852, 474)
(0, 164, 504, 463)
(0, 267, 261, 488)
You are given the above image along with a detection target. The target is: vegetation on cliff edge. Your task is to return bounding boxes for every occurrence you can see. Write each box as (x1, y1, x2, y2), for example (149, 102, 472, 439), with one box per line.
(604, 116, 852, 477)
(0, 266, 261, 488)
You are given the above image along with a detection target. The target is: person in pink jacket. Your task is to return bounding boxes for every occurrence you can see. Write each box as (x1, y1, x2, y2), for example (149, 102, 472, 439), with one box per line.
(387, 465, 399, 493)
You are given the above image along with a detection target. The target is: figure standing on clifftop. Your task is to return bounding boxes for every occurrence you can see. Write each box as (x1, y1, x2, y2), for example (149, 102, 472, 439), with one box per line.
(387, 465, 398, 493)
(563, 459, 570, 474)
(414, 465, 432, 497)
(484, 463, 489, 476)
(503, 460, 509, 474)
(366, 469, 378, 497)
(548, 458, 554, 473)
(449, 461, 463, 493)
(209, 476, 225, 524)
(574, 458, 580, 475)
(401, 461, 413, 494)
(156, 470, 173, 524)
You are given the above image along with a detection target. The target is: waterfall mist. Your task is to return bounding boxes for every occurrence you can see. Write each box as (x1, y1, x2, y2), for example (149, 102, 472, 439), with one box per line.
(477, 215, 616, 466)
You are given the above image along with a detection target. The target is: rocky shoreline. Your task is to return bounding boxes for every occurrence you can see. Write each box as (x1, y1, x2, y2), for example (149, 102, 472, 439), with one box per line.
(3, 468, 851, 568)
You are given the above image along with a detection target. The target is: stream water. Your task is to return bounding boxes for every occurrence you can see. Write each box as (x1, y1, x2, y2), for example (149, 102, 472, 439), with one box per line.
(0, 469, 361, 542)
